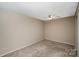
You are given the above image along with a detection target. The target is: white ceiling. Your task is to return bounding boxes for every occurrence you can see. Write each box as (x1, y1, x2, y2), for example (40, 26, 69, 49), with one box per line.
(0, 2, 78, 21)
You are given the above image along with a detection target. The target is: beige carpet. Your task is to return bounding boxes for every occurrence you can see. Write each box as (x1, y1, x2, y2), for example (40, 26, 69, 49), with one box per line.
(3, 40, 76, 57)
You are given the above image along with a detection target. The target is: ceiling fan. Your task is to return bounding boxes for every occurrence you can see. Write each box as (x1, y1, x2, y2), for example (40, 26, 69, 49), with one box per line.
(48, 14, 60, 20)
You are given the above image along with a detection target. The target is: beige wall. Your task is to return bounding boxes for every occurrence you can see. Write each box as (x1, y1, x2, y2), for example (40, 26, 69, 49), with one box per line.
(0, 10, 76, 56)
(74, 16, 77, 49)
(44, 16, 75, 45)
(0, 10, 44, 56)
(77, 3, 79, 56)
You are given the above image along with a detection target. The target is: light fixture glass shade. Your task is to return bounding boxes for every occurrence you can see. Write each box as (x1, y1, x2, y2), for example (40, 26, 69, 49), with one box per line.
(48, 15, 52, 20)
(48, 14, 60, 20)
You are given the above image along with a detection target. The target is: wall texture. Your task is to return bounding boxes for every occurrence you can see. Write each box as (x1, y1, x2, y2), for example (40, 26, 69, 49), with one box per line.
(44, 16, 75, 45)
(0, 10, 44, 56)
(74, 16, 77, 49)
(0, 10, 76, 56)
(76, 3, 79, 56)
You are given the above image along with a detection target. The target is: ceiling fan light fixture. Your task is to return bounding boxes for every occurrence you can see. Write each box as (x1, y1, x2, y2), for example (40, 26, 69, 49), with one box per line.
(48, 14, 60, 20)
(48, 15, 52, 20)
(48, 14, 56, 20)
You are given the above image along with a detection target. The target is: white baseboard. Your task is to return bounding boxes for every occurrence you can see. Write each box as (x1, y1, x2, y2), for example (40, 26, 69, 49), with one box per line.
(45, 39, 75, 46)
(0, 39, 43, 57)
(1, 39, 75, 57)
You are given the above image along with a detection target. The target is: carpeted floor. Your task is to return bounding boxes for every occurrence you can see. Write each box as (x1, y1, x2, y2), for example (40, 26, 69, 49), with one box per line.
(3, 40, 76, 57)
